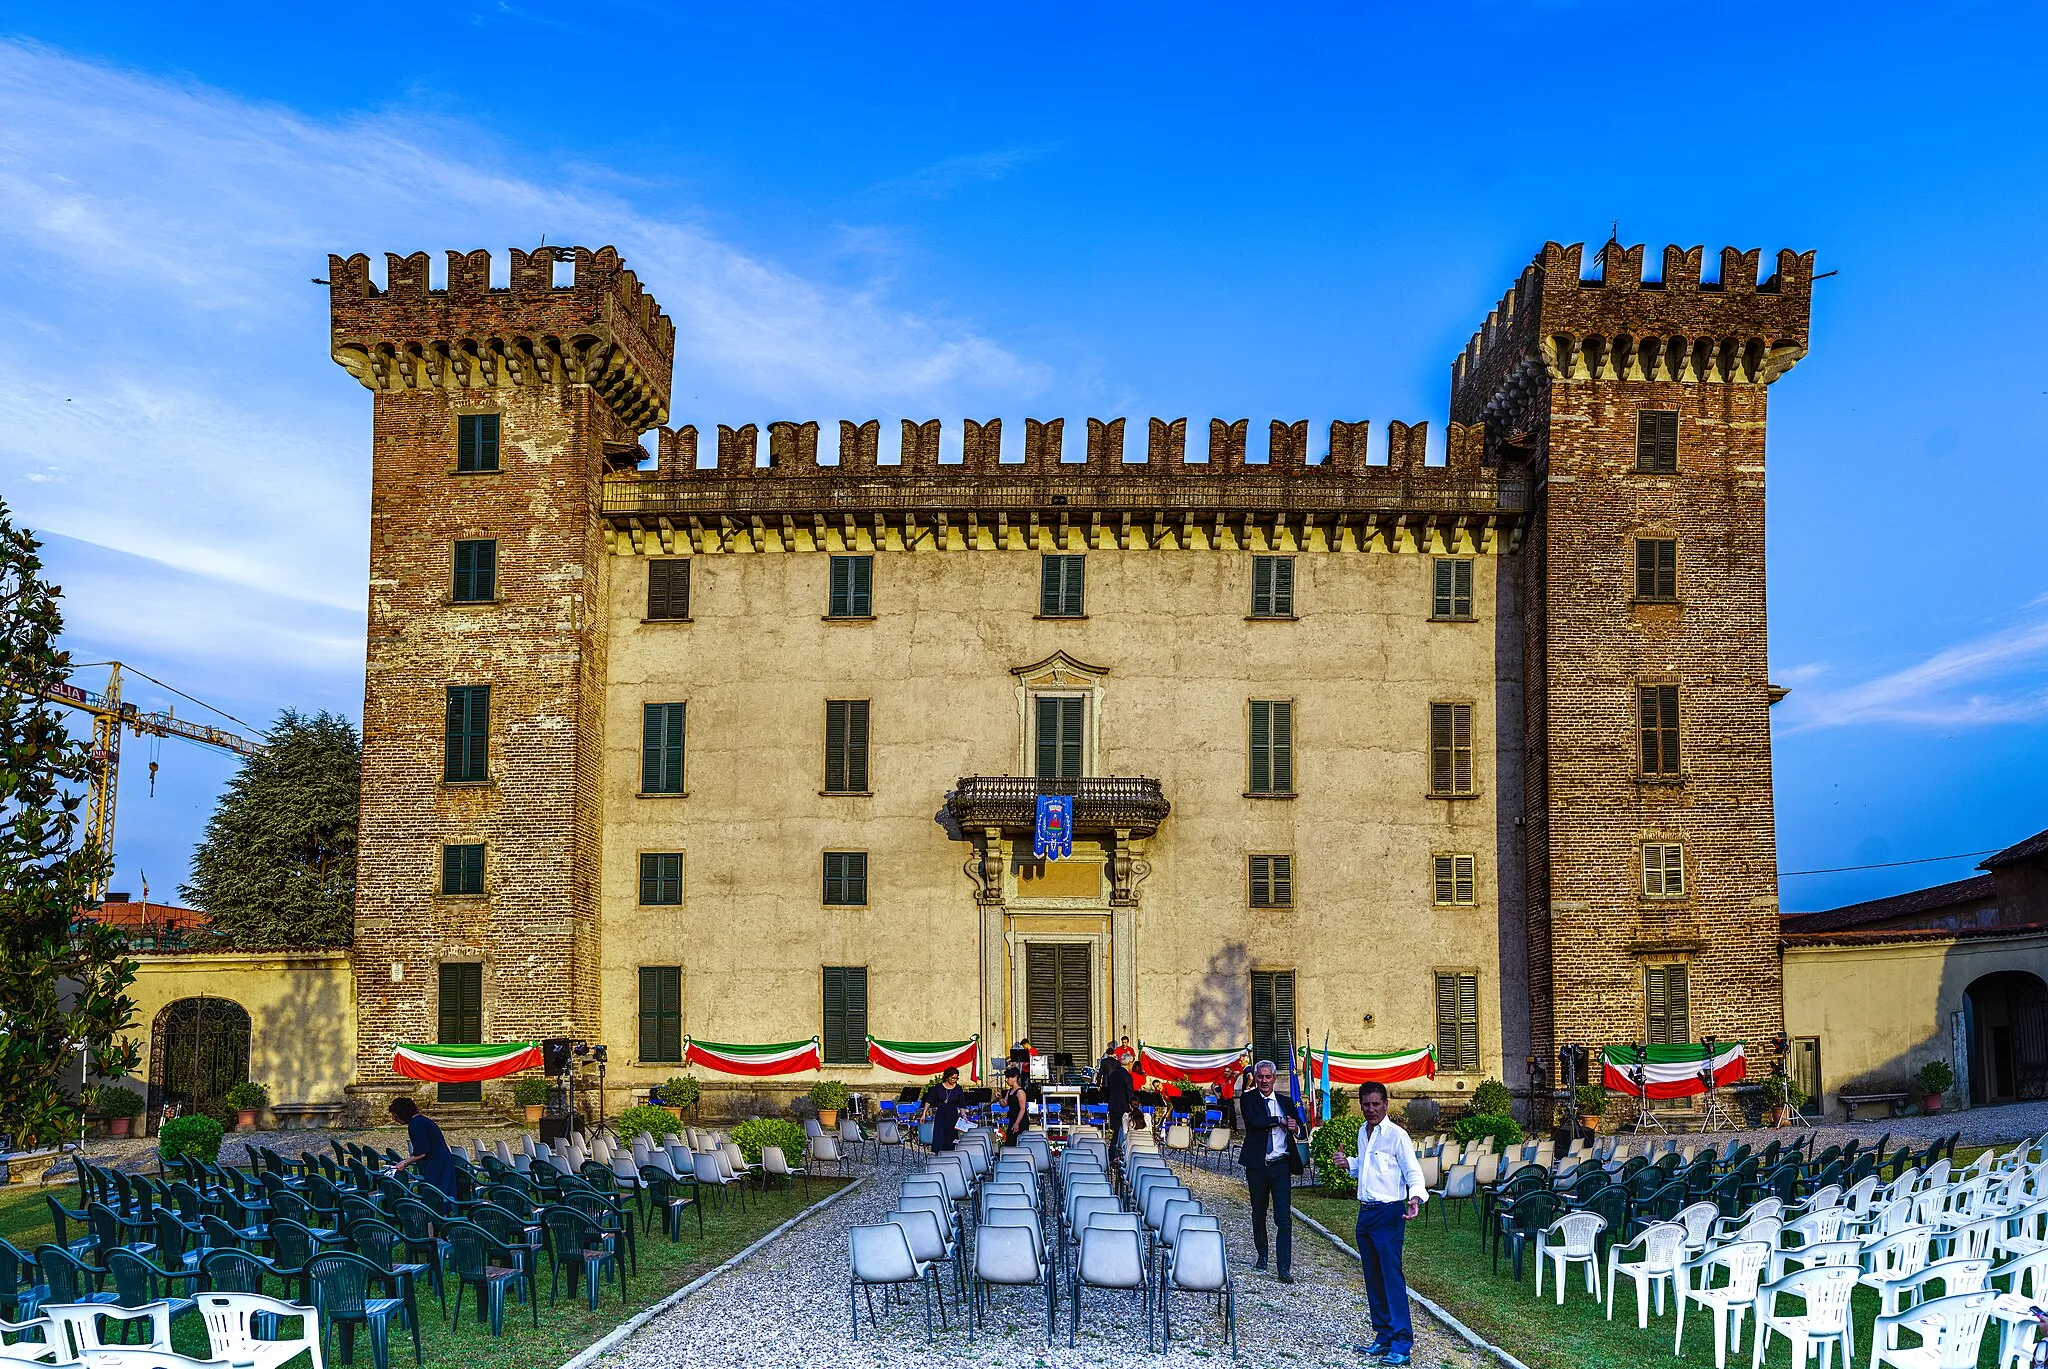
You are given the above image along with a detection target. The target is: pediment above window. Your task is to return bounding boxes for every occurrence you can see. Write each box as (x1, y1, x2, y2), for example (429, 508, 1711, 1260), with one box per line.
(1010, 651, 1110, 691)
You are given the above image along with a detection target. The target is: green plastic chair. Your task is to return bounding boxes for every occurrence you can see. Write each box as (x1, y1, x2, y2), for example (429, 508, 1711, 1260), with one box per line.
(638, 1168, 703, 1242)
(309, 1249, 410, 1369)
(348, 1218, 428, 1353)
(560, 1189, 637, 1276)
(0, 1237, 48, 1321)
(442, 1220, 536, 1335)
(108, 1247, 201, 1325)
(387, 1199, 448, 1313)
(470, 1204, 541, 1299)
(45, 1194, 94, 1259)
(262, 1217, 325, 1302)
(33, 1244, 115, 1307)
(199, 1247, 271, 1295)
(539, 1206, 625, 1312)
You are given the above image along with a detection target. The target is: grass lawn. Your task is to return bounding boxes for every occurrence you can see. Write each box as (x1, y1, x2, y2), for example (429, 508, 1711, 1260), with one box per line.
(1295, 1157, 2007, 1369)
(3, 1167, 849, 1369)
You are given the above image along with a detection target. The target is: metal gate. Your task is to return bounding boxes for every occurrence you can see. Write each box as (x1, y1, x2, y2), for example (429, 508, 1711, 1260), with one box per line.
(148, 997, 252, 1127)
(2015, 987, 2048, 1100)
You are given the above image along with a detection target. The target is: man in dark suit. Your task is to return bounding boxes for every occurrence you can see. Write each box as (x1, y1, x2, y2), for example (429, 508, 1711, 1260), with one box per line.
(1238, 1058, 1303, 1281)
(1098, 1044, 1134, 1157)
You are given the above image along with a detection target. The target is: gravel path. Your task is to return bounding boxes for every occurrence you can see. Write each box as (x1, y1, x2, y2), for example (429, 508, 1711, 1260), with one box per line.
(605, 1153, 1491, 1369)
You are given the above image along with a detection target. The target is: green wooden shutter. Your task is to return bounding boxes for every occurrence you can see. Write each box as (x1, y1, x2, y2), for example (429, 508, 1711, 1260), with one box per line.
(1430, 703, 1451, 793)
(1660, 687, 1681, 773)
(825, 702, 847, 793)
(823, 967, 869, 1064)
(1646, 965, 1691, 1045)
(1455, 856, 1474, 904)
(1271, 702, 1293, 793)
(1036, 696, 1060, 779)
(1063, 557, 1084, 616)
(1457, 973, 1479, 1072)
(1025, 946, 1058, 1052)
(1637, 410, 1678, 472)
(445, 687, 488, 783)
(1041, 556, 1084, 616)
(851, 556, 872, 616)
(1253, 557, 1273, 616)
(1451, 703, 1472, 794)
(643, 703, 685, 793)
(1249, 702, 1271, 794)
(1250, 856, 1271, 907)
(1434, 559, 1454, 617)
(846, 700, 869, 792)
(639, 967, 682, 1063)
(1057, 698, 1082, 780)
(1271, 557, 1294, 615)
(1250, 970, 1295, 1067)
(438, 961, 484, 1102)
(1036, 697, 1082, 780)
(1453, 560, 1472, 616)
(648, 560, 689, 620)
(1269, 855, 1292, 907)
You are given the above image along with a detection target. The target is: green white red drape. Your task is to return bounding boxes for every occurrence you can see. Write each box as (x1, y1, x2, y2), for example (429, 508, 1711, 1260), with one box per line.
(684, 1036, 823, 1077)
(1603, 1042, 1747, 1099)
(1302, 1045, 1438, 1085)
(391, 1042, 542, 1083)
(867, 1036, 979, 1080)
(1138, 1043, 1247, 1085)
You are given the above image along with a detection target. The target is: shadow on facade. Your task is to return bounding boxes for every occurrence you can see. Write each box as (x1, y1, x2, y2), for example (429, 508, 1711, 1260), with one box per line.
(1178, 942, 1249, 1048)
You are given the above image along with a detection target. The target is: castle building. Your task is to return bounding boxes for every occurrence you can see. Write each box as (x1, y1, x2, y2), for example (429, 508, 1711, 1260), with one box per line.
(328, 238, 1811, 1112)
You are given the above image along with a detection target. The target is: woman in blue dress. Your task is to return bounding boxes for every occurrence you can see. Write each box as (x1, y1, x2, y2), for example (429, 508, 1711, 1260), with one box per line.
(387, 1097, 459, 1196)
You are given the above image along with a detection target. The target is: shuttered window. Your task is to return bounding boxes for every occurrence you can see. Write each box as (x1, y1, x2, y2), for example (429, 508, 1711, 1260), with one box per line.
(823, 851, 868, 906)
(1434, 972, 1480, 1073)
(1636, 410, 1679, 473)
(647, 560, 690, 620)
(1643, 843, 1685, 897)
(1430, 702, 1475, 795)
(1024, 944, 1094, 1061)
(1635, 539, 1678, 601)
(1251, 557, 1295, 617)
(638, 967, 683, 1063)
(441, 844, 484, 896)
(1248, 855, 1293, 908)
(456, 413, 500, 472)
(452, 540, 497, 602)
(1646, 965, 1690, 1045)
(1040, 555, 1086, 617)
(437, 961, 484, 1102)
(1248, 700, 1294, 796)
(1433, 854, 1476, 906)
(1250, 970, 1296, 1071)
(1432, 559, 1474, 619)
(443, 686, 489, 783)
(642, 703, 686, 794)
(1639, 685, 1681, 776)
(828, 556, 873, 618)
(1035, 696, 1085, 780)
(824, 700, 870, 794)
(822, 966, 869, 1065)
(638, 853, 683, 905)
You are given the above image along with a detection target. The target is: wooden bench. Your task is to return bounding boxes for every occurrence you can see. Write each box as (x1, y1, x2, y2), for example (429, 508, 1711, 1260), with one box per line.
(1838, 1092, 1909, 1121)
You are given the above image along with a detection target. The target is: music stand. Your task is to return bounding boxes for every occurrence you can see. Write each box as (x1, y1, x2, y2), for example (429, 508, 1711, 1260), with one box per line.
(1695, 1037, 1739, 1134)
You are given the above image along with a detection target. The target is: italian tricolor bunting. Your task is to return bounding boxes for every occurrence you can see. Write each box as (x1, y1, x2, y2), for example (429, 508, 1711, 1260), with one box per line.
(1602, 1042, 1746, 1099)
(867, 1036, 979, 1080)
(685, 1036, 823, 1077)
(392, 1041, 543, 1083)
(1138, 1043, 1248, 1085)
(1304, 1045, 1437, 1085)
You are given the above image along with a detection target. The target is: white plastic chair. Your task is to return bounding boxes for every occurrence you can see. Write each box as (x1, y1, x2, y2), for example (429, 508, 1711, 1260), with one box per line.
(1676, 1239, 1770, 1369)
(848, 1222, 943, 1344)
(1605, 1220, 1684, 1328)
(195, 1291, 325, 1369)
(1771, 1238, 1863, 1284)
(43, 1303, 174, 1357)
(1868, 1289, 1994, 1369)
(1861, 1226, 1935, 1300)
(1751, 1265, 1858, 1369)
(1879, 1256, 1991, 1318)
(1535, 1212, 1605, 1305)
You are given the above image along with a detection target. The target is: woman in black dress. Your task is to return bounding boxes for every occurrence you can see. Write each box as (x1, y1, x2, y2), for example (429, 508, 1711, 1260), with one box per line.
(922, 1067, 968, 1152)
(1000, 1065, 1028, 1144)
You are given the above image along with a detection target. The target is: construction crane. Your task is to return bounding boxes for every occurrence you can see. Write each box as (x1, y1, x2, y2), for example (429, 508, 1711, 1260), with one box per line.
(28, 662, 269, 899)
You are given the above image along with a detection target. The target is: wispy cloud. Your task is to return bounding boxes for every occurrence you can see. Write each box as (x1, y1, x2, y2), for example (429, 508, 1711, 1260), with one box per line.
(1776, 598, 2048, 733)
(868, 144, 1055, 200)
(0, 38, 1051, 675)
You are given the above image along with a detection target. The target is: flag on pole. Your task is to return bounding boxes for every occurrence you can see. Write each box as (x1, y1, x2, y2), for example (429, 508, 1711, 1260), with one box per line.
(1320, 1031, 1332, 1123)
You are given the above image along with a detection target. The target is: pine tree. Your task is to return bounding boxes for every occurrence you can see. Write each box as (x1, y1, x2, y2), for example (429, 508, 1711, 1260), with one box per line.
(183, 709, 360, 947)
(0, 500, 138, 1148)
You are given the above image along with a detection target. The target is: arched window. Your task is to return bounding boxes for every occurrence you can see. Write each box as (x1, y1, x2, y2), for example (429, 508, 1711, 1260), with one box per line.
(147, 997, 252, 1128)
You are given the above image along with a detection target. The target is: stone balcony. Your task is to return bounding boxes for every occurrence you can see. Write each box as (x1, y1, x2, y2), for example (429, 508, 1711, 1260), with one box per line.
(943, 775, 1170, 839)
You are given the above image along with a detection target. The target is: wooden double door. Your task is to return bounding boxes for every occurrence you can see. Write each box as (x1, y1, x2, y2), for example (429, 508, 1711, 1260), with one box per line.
(1025, 943, 1094, 1065)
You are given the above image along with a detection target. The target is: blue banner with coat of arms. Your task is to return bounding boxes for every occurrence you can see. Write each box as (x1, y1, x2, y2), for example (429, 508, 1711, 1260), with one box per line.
(1033, 794, 1074, 860)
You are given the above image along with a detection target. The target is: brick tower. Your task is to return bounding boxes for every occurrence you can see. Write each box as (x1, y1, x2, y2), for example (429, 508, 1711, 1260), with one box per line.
(329, 246, 674, 1100)
(1452, 241, 1814, 1090)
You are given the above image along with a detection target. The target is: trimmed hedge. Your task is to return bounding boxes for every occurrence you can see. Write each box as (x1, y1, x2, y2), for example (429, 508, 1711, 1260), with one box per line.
(159, 1114, 225, 1165)
(1450, 1111, 1524, 1150)
(614, 1104, 680, 1143)
(731, 1117, 808, 1169)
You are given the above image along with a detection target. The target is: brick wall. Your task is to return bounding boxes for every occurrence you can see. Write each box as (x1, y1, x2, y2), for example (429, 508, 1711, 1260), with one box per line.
(332, 247, 673, 1096)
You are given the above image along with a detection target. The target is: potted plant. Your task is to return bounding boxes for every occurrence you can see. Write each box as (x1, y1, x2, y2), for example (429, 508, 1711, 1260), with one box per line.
(1916, 1060, 1955, 1114)
(223, 1081, 268, 1132)
(809, 1079, 851, 1129)
(1573, 1083, 1607, 1132)
(1759, 1075, 1806, 1127)
(97, 1085, 144, 1138)
(511, 1075, 549, 1124)
(659, 1074, 700, 1119)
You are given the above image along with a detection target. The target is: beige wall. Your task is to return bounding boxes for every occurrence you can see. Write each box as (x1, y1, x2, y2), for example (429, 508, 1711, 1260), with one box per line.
(127, 951, 357, 1114)
(1783, 933, 2048, 1113)
(597, 533, 1509, 1102)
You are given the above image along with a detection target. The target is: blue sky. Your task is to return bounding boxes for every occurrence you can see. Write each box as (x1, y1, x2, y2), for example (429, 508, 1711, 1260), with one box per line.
(1, 2, 2044, 913)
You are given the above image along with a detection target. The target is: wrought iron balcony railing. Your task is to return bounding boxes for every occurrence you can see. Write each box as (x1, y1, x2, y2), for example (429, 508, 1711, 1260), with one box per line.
(943, 775, 1170, 838)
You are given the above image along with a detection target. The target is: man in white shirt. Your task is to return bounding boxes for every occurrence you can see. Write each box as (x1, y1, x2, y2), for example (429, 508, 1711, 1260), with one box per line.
(1331, 1080, 1427, 1364)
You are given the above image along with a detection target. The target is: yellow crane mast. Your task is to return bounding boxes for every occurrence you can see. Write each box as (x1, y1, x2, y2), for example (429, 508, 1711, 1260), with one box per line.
(31, 662, 269, 899)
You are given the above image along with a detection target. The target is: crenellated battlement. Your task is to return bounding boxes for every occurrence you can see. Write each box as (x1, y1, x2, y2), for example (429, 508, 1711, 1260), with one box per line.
(606, 416, 1519, 554)
(1450, 241, 1815, 428)
(637, 416, 1485, 480)
(328, 245, 675, 430)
